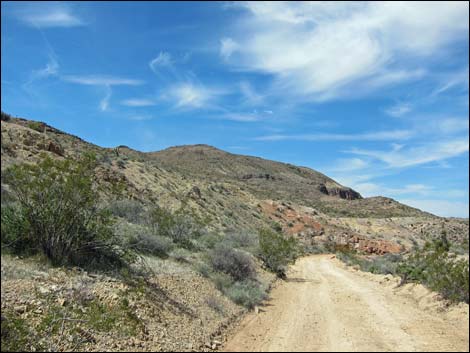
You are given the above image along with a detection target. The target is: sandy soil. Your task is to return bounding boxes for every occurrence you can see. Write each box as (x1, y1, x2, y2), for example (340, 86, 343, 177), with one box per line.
(222, 255, 469, 352)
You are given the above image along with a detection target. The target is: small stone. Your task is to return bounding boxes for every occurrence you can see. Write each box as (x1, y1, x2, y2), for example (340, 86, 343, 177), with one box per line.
(14, 305, 26, 314)
(57, 298, 66, 306)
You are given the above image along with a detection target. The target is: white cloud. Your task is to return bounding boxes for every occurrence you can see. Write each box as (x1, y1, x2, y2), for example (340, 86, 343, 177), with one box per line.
(128, 115, 153, 121)
(23, 54, 59, 90)
(398, 199, 469, 218)
(223, 2, 469, 100)
(432, 67, 470, 96)
(353, 182, 433, 197)
(349, 139, 469, 168)
(63, 75, 142, 112)
(434, 117, 469, 134)
(121, 98, 156, 107)
(167, 82, 224, 109)
(220, 38, 240, 60)
(254, 129, 413, 142)
(62, 75, 143, 86)
(385, 102, 412, 117)
(329, 158, 369, 172)
(99, 86, 112, 112)
(149, 52, 173, 74)
(240, 81, 264, 105)
(221, 112, 261, 122)
(16, 3, 84, 28)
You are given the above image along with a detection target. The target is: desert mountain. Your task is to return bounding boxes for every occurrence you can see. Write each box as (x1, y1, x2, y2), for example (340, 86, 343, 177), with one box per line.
(1, 114, 467, 254)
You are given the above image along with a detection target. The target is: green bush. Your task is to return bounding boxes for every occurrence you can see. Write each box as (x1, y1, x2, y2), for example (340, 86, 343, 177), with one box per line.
(108, 199, 144, 223)
(1, 111, 12, 122)
(209, 244, 256, 281)
(208, 272, 267, 309)
(336, 235, 469, 304)
(397, 238, 469, 303)
(126, 232, 173, 258)
(1, 154, 131, 268)
(225, 279, 268, 309)
(258, 228, 299, 278)
(147, 206, 202, 249)
(27, 121, 44, 132)
(223, 231, 259, 253)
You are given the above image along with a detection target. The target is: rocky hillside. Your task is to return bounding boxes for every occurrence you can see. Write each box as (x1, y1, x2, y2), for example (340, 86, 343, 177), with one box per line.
(1, 114, 467, 254)
(1, 113, 468, 352)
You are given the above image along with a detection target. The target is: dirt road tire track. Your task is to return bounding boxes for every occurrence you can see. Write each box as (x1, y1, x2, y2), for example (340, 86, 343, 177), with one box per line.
(223, 255, 469, 352)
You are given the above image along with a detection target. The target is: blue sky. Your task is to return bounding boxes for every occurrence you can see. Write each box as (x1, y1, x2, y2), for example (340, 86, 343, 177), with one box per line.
(1, 1, 469, 217)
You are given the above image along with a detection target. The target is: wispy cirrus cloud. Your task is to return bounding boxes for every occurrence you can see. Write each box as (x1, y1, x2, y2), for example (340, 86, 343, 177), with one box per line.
(384, 102, 412, 117)
(121, 98, 157, 107)
(14, 2, 84, 28)
(223, 2, 469, 101)
(149, 52, 173, 74)
(397, 199, 469, 218)
(220, 38, 240, 60)
(62, 75, 143, 86)
(348, 138, 469, 168)
(99, 86, 112, 112)
(63, 75, 143, 112)
(165, 82, 225, 109)
(432, 67, 470, 97)
(254, 129, 413, 142)
(23, 54, 59, 91)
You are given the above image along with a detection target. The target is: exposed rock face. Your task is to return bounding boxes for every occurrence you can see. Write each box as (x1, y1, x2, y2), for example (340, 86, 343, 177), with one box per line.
(188, 185, 202, 199)
(336, 234, 404, 254)
(318, 184, 362, 200)
(47, 141, 64, 157)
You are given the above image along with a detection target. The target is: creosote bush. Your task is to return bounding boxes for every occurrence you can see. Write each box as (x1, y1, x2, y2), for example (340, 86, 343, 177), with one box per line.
(258, 228, 300, 278)
(108, 199, 144, 223)
(147, 205, 202, 249)
(1, 154, 131, 269)
(336, 233, 469, 304)
(209, 244, 256, 281)
(27, 121, 44, 133)
(397, 235, 469, 303)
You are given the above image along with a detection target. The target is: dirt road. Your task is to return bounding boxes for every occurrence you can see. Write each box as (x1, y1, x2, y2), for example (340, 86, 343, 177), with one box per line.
(223, 255, 469, 352)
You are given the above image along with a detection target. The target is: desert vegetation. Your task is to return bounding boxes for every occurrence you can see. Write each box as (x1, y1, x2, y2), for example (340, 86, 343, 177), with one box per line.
(336, 233, 469, 303)
(1, 154, 131, 269)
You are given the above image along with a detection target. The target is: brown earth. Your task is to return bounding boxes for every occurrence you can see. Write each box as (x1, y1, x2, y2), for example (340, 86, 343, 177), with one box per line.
(223, 255, 469, 352)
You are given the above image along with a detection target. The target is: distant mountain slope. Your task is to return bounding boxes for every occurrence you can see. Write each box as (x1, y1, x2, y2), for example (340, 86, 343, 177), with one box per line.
(4, 114, 464, 254)
(1, 115, 429, 219)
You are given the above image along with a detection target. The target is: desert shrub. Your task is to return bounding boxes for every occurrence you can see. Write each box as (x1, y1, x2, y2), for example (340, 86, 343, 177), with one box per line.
(1, 154, 131, 269)
(223, 231, 259, 252)
(1, 309, 43, 352)
(209, 244, 256, 281)
(208, 272, 267, 309)
(1, 204, 33, 254)
(169, 248, 192, 262)
(126, 232, 173, 258)
(205, 296, 225, 314)
(258, 228, 299, 278)
(397, 238, 469, 303)
(1, 111, 12, 121)
(108, 199, 144, 223)
(210, 272, 234, 292)
(147, 206, 202, 249)
(365, 253, 402, 274)
(195, 261, 212, 278)
(225, 279, 268, 309)
(336, 248, 402, 275)
(197, 232, 222, 250)
(27, 121, 44, 132)
(116, 159, 126, 169)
